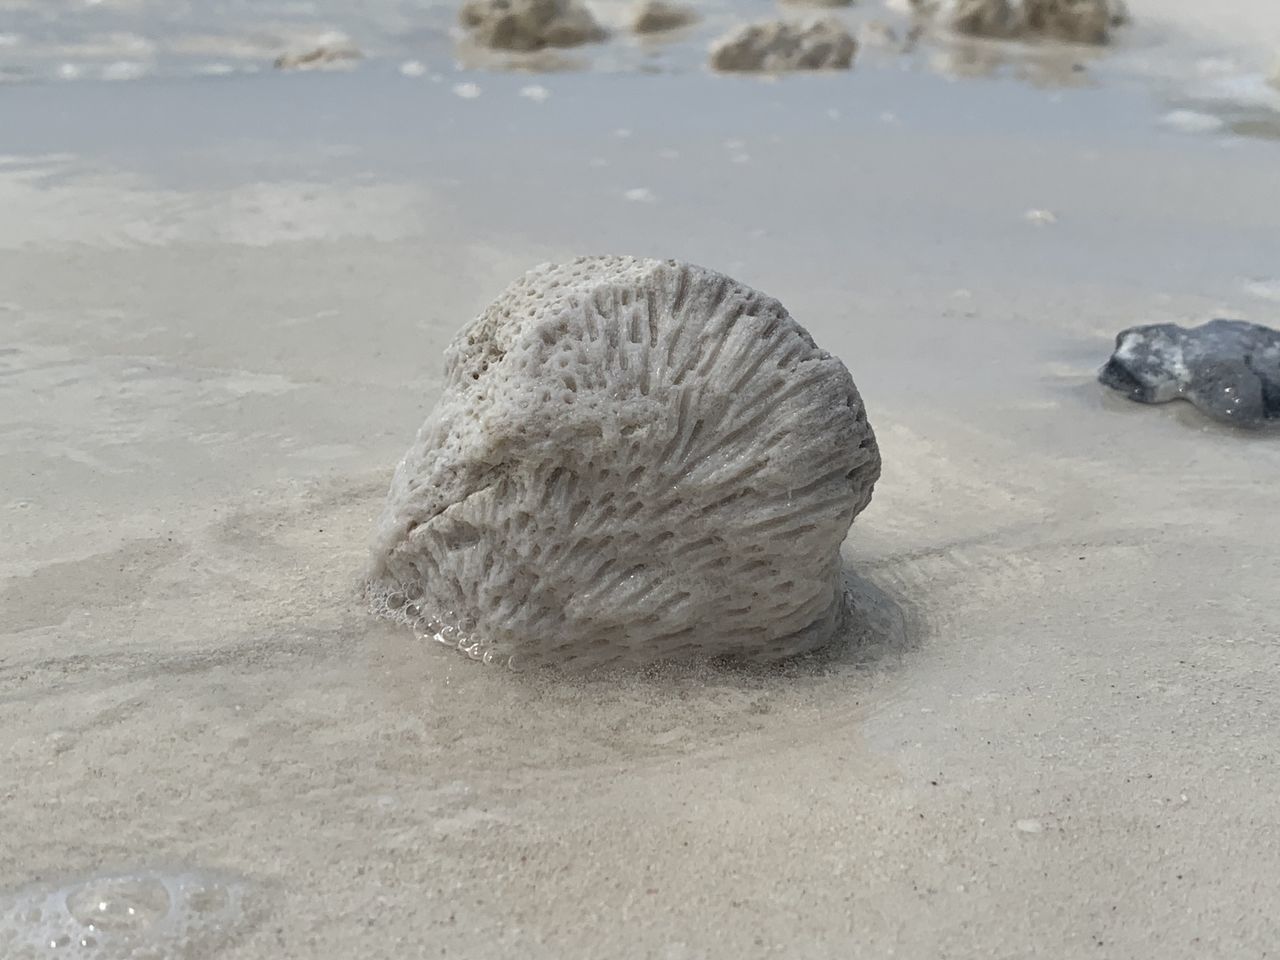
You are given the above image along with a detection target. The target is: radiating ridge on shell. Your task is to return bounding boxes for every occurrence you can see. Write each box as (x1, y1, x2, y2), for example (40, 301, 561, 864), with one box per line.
(367, 256, 881, 668)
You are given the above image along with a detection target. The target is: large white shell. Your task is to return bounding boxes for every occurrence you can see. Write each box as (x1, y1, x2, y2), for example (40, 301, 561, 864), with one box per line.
(368, 257, 881, 668)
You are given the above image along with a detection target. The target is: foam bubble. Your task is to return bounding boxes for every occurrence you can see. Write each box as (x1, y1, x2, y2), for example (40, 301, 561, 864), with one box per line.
(1160, 109, 1224, 134)
(0, 868, 256, 959)
(101, 61, 151, 82)
(372, 585, 522, 670)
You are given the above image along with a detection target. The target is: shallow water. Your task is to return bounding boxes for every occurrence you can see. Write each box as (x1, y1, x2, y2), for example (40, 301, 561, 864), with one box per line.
(2, 14, 1280, 960)
(2, 0, 1279, 137)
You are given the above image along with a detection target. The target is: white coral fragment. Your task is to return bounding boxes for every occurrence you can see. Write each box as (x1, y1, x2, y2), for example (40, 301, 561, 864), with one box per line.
(368, 257, 881, 669)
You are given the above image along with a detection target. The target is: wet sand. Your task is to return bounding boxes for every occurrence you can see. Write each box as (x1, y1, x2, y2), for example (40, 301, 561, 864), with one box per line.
(2, 13, 1280, 960)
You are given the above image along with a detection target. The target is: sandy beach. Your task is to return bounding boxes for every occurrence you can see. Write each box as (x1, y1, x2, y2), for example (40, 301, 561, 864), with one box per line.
(2, 1, 1279, 957)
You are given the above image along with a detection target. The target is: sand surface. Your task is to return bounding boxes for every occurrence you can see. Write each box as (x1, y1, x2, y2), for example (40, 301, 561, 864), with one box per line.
(2, 6, 1280, 959)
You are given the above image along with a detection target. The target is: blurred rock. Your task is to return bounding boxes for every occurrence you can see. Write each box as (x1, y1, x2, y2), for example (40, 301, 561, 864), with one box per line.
(459, 0, 607, 52)
(631, 0, 699, 33)
(860, 19, 900, 48)
(273, 42, 361, 70)
(710, 18, 857, 72)
(932, 0, 1129, 44)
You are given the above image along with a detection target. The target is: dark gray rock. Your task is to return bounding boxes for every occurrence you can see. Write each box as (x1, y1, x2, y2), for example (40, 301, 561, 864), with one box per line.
(1099, 319, 1280, 427)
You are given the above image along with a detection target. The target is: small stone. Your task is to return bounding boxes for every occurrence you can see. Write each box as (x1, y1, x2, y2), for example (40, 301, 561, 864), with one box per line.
(631, 0, 699, 34)
(1099, 318, 1280, 428)
(458, 0, 607, 51)
(710, 18, 857, 73)
(1015, 818, 1043, 833)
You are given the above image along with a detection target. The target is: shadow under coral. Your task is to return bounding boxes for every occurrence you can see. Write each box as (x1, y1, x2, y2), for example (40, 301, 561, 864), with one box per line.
(364, 561, 917, 770)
